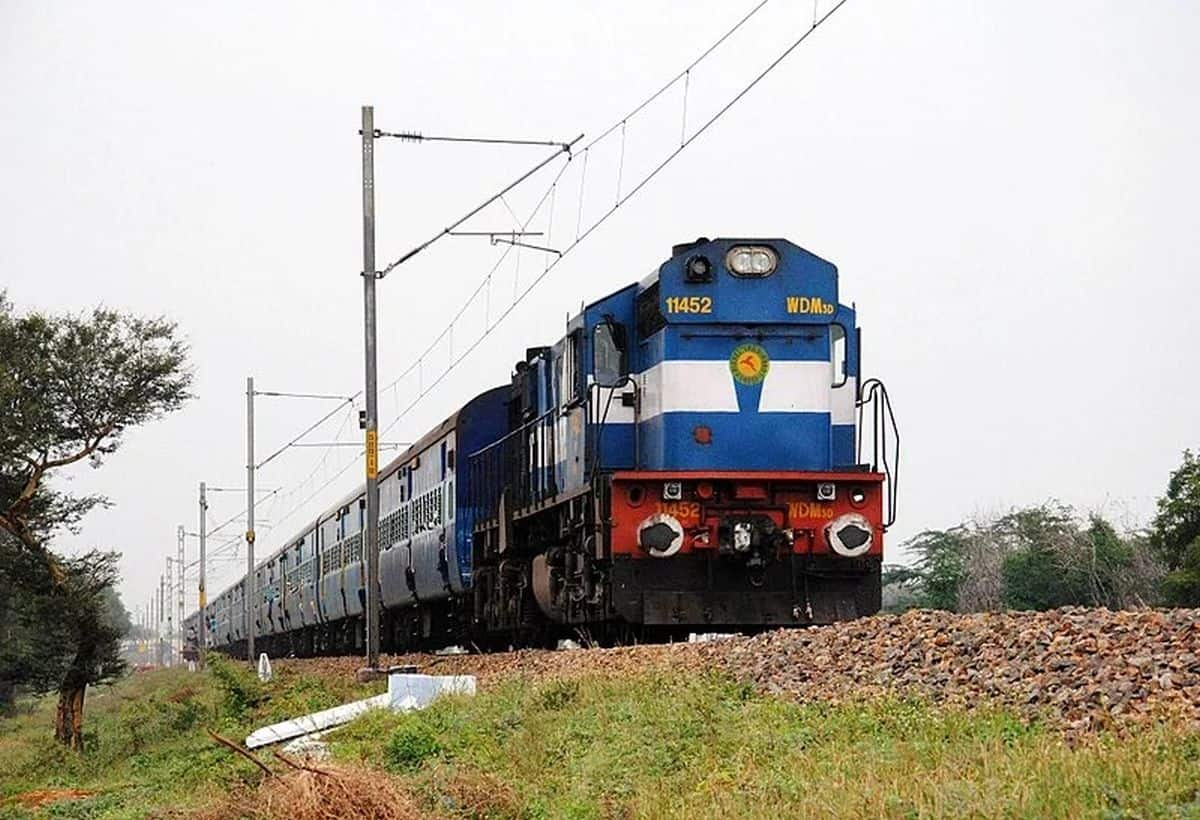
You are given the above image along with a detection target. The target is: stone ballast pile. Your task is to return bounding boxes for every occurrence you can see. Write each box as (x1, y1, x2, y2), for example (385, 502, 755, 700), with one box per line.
(281, 607, 1200, 733)
(727, 607, 1200, 731)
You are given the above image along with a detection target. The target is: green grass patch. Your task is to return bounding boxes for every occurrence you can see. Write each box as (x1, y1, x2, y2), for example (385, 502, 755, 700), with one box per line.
(3, 661, 1199, 818)
(328, 673, 1200, 819)
(0, 658, 385, 819)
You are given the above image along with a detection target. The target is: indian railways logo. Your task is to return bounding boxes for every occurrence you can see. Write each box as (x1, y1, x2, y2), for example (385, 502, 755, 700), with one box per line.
(729, 343, 770, 385)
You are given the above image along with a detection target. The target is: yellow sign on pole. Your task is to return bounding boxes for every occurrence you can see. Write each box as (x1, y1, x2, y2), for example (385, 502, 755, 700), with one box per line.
(366, 429, 379, 479)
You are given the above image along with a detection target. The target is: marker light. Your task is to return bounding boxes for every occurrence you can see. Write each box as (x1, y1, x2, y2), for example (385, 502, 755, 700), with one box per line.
(685, 255, 713, 283)
(726, 245, 778, 277)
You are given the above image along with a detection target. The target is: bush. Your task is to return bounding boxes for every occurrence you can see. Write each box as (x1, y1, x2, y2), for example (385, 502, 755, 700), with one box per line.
(206, 656, 266, 720)
(535, 679, 579, 711)
(384, 719, 443, 772)
(891, 503, 1163, 613)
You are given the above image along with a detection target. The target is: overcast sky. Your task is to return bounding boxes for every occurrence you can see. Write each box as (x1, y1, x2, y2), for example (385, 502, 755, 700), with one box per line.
(3, 1, 1197, 619)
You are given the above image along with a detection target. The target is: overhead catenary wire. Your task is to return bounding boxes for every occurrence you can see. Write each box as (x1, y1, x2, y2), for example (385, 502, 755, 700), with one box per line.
(254, 390, 354, 401)
(256, 395, 358, 470)
(378, 0, 852, 437)
(370, 0, 780, 396)
(373, 131, 573, 150)
(376, 135, 583, 277)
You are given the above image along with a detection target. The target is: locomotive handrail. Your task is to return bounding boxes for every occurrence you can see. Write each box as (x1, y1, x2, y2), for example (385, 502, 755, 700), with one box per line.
(467, 404, 568, 522)
(856, 378, 900, 529)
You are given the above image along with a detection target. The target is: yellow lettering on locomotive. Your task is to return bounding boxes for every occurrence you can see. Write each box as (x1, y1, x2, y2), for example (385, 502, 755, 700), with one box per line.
(788, 502, 835, 519)
(655, 501, 701, 521)
(786, 296, 835, 315)
(664, 296, 713, 314)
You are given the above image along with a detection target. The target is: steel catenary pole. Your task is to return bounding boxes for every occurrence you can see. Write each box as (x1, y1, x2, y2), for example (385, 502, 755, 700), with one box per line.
(361, 105, 381, 669)
(198, 481, 207, 669)
(246, 375, 256, 665)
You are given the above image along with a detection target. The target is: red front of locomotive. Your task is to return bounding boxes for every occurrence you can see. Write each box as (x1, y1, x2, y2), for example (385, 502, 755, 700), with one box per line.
(606, 471, 885, 627)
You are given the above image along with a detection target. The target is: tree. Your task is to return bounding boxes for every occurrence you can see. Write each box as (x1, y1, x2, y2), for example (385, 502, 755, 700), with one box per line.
(0, 293, 192, 551)
(993, 503, 1086, 611)
(1150, 450, 1200, 605)
(0, 531, 58, 711)
(880, 564, 923, 612)
(905, 527, 972, 611)
(888, 503, 1163, 613)
(53, 551, 127, 749)
(0, 293, 192, 746)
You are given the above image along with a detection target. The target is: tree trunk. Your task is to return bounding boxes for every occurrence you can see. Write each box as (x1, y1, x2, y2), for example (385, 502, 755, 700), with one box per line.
(55, 635, 96, 751)
(0, 679, 15, 715)
(54, 683, 86, 750)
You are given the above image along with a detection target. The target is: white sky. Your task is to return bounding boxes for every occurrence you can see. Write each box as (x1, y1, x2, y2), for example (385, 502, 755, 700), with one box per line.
(2, 1, 1198, 618)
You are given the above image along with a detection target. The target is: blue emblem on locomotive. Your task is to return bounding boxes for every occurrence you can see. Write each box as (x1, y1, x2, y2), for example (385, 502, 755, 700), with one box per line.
(188, 237, 898, 653)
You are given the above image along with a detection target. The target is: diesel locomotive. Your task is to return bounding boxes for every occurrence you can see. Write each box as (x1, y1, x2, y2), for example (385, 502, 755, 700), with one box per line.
(186, 237, 898, 654)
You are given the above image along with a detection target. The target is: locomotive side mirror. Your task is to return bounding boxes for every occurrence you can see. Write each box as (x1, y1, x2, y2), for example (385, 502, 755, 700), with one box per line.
(593, 317, 628, 388)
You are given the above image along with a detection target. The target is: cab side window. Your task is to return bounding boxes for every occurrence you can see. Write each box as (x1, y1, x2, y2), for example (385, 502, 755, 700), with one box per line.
(831, 324, 847, 388)
(561, 330, 582, 407)
(593, 321, 626, 387)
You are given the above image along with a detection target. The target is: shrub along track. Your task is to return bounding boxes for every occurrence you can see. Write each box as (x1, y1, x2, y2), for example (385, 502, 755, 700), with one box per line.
(277, 607, 1200, 734)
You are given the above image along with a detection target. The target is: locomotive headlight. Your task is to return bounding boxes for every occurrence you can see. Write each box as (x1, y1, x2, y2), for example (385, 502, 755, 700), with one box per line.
(663, 481, 683, 500)
(639, 514, 684, 558)
(826, 513, 873, 558)
(816, 482, 836, 501)
(726, 245, 778, 277)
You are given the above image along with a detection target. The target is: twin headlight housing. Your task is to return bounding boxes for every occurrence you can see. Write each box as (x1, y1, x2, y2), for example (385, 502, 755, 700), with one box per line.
(685, 245, 779, 282)
(726, 245, 778, 277)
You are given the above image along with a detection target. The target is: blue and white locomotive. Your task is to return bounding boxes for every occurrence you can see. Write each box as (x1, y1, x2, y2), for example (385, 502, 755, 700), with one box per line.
(187, 237, 897, 653)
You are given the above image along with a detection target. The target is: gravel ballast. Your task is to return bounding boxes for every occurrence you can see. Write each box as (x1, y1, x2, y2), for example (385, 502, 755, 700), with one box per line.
(277, 607, 1200, 733)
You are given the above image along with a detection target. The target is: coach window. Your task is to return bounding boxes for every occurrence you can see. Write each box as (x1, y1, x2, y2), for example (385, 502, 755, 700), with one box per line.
(320, 515, 337, 551)
(380, 472, 396, 512)
(831, 324, 847, 388)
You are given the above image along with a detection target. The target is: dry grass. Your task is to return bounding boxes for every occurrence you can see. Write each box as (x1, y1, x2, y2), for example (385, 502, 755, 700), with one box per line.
(191, 763, 421, 820)
(5, 788, 95, 810)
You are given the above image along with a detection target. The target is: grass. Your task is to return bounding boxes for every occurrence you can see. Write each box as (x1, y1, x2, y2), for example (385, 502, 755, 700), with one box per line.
(1, 661, 1198, 818)
(329, 674, 1200, 819)
(0, 658, 385, 819)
